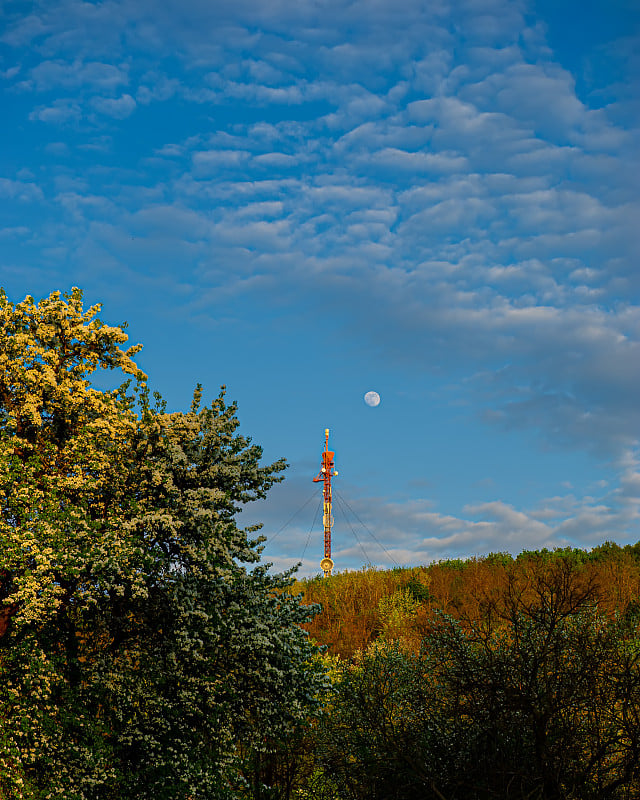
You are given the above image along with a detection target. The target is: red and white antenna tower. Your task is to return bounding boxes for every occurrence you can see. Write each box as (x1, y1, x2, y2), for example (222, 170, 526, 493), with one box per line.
(313, 428, 338, 576)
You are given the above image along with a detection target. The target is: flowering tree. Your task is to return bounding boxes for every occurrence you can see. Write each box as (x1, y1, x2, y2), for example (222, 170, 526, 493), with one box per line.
(0, 289, 323, 799)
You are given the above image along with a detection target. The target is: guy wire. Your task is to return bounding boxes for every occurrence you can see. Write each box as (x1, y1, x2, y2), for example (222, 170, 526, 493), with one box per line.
(334, 489, 401, 568)
(300, 497, 323, 565)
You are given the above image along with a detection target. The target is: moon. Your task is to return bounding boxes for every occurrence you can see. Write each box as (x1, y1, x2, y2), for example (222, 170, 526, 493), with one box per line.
(364, 391, 381, 407)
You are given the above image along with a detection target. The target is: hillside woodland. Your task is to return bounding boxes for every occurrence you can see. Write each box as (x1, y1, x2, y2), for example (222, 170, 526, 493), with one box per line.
(284, 547, 640, 800)
(1, 289, 639, 800)
(297, 544, 640, 657)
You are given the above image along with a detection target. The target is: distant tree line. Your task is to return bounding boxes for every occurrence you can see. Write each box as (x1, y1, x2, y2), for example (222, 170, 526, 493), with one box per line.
(298, 542, 640, 657)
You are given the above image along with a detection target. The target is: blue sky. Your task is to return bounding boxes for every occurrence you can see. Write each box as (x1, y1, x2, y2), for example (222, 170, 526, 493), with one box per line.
(1, 0, 639, 577)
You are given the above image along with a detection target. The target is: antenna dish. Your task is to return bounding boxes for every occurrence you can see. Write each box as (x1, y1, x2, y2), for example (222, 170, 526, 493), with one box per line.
(320, 557, 334, 574)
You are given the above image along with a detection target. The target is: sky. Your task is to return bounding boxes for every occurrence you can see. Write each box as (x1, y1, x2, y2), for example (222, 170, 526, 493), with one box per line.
(1, 0, 639, 577)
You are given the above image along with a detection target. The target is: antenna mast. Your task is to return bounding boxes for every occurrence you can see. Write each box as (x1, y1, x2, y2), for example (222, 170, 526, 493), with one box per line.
(313, 428, 338, 576)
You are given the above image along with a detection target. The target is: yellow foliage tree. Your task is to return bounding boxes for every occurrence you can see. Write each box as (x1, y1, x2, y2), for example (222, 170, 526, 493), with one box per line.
(0, 287, 146, 638)
(0, 288, 150, 797)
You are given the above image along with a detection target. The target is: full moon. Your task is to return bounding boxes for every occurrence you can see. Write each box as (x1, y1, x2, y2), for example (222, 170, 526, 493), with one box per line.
(364, 391, 381, 407)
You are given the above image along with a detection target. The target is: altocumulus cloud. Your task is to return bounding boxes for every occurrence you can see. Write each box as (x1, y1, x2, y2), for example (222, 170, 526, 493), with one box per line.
(1, 0, 638, 570)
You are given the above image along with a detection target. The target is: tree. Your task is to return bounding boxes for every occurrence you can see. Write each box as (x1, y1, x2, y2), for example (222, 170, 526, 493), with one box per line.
(430, 556, 640, 799)
(315, 642, 459, 800)
(0, 288, 325, 799)
(315, 556, 640, 800)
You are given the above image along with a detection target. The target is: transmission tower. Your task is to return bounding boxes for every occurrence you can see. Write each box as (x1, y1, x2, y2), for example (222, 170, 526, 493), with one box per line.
(313, 428, 338, 576)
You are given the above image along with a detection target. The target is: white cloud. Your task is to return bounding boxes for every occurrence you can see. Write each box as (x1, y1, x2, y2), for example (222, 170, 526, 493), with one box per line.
(461, 63, 586, 138)
(91, 93, 136, 118)
(29, 98, 82, 123)
(0, 178, 44, 202)
(192, 149, 252, 174)
(28, 59, 129, 91)
(136, 73, 181, 104)
(0, 226, 31, 238)
(366, 148, 468, 173)
(252, 152, 301, 168)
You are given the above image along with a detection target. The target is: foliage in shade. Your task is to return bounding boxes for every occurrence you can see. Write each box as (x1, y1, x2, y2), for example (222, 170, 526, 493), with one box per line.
(311, 556, 640, 800)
